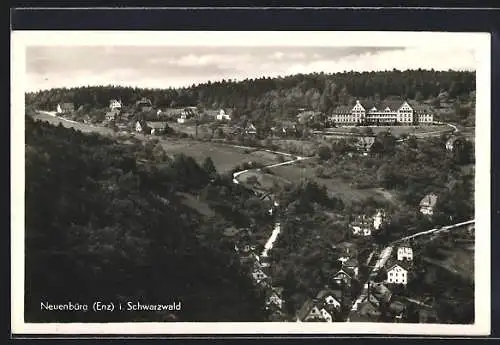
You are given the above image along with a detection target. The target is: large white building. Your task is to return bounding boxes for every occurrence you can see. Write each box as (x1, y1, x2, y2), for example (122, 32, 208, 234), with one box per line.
(329, 99, 434, 125)
(386, 264, 409, 285)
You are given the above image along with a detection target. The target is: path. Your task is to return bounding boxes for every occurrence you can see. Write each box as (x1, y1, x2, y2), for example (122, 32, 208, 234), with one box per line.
(347, 219, 474, 319)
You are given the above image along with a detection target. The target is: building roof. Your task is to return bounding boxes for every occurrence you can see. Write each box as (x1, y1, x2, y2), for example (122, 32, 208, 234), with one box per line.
(386, 262, 410, 272)
(315, 289, 342, 302)
(59, 102, 75, 110)
(147, 121, 167, 129)
(296, 299, 316, 321)
(331, 105, 352, 115)
(420, 193, 438, 208)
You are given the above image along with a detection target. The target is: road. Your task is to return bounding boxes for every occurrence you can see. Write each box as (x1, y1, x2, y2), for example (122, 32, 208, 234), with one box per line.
(347, 219, 474, 319)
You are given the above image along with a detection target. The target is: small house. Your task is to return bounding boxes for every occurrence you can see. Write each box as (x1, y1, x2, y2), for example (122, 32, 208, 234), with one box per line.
(252, 268, 268, 283)
(315, 289, 342, 311)
(216, 109, 231, 121)
(135, 119, 150, 134)
(136, 97, 153, 112)
(342, 258, 359, 279)
(109, 99, 122, 110)
(419, 193, 438, 216)
(265, 287, 284, 310)
(385, 263, 409, 286)
(319, 308, 334, 322)
(351, 215, 373, 236)
(296, 300, 324, 322)
(397, 246, 414, 262)
(245, 123, 257, 134)
(332, 269, 352, 287)
(446, 137, 458, 151)
(56, 102, 75, 114)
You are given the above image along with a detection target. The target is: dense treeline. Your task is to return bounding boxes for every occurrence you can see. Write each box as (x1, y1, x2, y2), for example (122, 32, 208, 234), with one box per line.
(25, 116, 268, 322)
(26, 69, 475, 119)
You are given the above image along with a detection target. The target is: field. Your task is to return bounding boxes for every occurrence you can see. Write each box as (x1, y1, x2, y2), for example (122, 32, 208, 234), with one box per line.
(159, 139, 292, 173)
(32, 111, 115, 135)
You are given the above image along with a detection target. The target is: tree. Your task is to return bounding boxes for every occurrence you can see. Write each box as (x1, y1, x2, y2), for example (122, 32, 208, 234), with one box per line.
(317, 145, 332, 161)
(202, 157, 218, 179)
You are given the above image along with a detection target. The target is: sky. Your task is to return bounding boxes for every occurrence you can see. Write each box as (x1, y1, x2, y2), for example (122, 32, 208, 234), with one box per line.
(25, 45, 477, 92)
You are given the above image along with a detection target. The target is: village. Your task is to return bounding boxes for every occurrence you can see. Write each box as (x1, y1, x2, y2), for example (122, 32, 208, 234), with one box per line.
(46, 93, 475, 324)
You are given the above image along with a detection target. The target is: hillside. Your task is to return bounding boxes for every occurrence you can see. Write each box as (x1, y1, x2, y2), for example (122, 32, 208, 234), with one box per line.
(24, 116, 268, 322)
(25, 69, 476, 126)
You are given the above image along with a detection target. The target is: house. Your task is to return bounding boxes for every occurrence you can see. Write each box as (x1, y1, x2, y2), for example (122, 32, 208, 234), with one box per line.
(315, 289, 342, 311)
(332, 269, 352, 287)
(350, 294, 382, 322)
(177, 107, 198, 123)
(296, 300, 325, 322)
(373, 209, 386, 231)
(56, 102, 75, 114)
(397, 246, 414, 261)
(445, 136, 464, 151)
(135, 119, 150, 134)
(351, 215, 373, 236)
(385, 263, 409, 285)
(329, 99, 433, 126)
(265, 287, 284, 310)
(252, 268, 268, 284)
(216, 109, 231, 121)
(319, 308, 334, 322)
(419, 193, 438, 216)
(147, 121, 167, 134)
(245, 123, 257, 134)
(136, 97, 153, 112)
(109, 99, 122, 110)
(342, 258, 359, 279)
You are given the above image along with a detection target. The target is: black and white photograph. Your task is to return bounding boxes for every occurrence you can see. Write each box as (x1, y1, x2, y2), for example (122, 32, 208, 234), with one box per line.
(11, 31, 490, 335)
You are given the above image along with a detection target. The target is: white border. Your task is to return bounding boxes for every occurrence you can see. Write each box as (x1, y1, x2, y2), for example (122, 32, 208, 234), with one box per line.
(11, 31, 491, 336)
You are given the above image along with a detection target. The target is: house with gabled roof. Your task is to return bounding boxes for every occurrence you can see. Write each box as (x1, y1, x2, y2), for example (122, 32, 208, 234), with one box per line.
(385, 262, 410, 286)
(420, 193, 438, 216)
(315, 289, 342, 311)
(296, 300, 325, 322)
(56, 102, 75, 114)
(332, 268, 352, 287)
(252, 268, 268, 284)
(109, 99, 122, 110)
(329, 98, 433, 126)
(265, 287, 284, 310)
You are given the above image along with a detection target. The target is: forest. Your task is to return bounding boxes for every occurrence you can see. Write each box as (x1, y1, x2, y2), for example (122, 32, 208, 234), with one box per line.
(25, 116, 271, 322)
(25, 69, 476, 125)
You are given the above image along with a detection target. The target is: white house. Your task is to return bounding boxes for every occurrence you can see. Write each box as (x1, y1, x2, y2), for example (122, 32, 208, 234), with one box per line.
(386, 264, 409, 285)
(420, 193, 438, 216)
(216, 109, 231, 121)
(135, 121, 143, 133)
(397, 246, 413, 261)
(109, 99, 122, 110)
(320, 308, 333, 322)
(252, 269, 268, 283)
